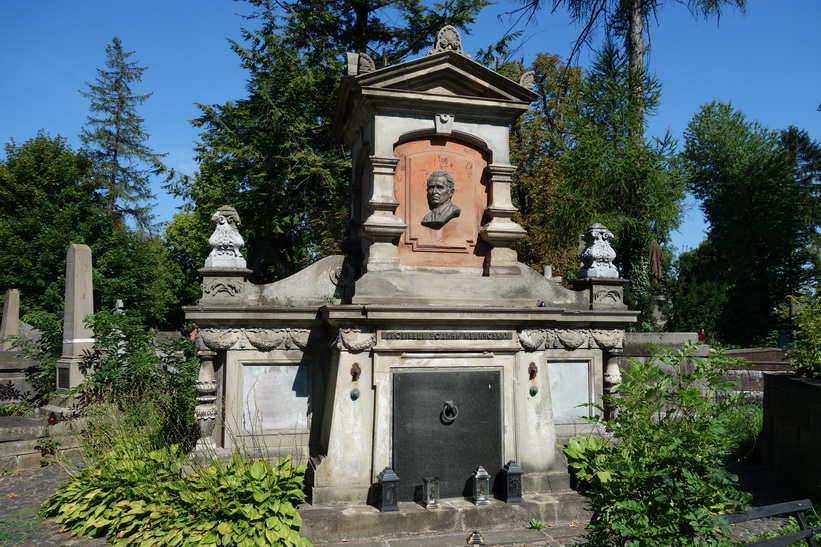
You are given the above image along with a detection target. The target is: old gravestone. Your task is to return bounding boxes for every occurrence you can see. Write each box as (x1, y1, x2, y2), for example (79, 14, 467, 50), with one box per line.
(185, 26, 637, 506)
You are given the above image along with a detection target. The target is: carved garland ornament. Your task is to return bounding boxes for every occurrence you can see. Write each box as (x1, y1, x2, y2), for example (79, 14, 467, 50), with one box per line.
(199, 328, 311, 352)
(335, 328, 376, 353)
(517, 329, 625, 352)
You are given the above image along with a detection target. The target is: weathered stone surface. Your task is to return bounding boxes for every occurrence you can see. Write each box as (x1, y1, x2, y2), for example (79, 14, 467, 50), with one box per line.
(1, 289, 20, 350)
(185, 27, 640, 510)
(55, 244, 94, 391)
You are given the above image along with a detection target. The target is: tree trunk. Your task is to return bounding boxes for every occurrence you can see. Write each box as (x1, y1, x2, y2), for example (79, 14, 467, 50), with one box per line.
(624, 0, 645, 142)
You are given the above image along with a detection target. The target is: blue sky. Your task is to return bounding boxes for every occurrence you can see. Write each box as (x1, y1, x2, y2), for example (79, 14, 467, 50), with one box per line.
(2, 1, 819, 253)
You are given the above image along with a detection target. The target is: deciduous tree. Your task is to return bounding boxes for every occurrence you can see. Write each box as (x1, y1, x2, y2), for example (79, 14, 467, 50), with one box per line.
(0, 133, 183, 329)
(678, 102, 821, 345)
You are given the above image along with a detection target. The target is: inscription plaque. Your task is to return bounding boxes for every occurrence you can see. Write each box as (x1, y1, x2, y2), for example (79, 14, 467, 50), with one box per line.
(242, 364, 309, 431)
(392, 368, 503, 501)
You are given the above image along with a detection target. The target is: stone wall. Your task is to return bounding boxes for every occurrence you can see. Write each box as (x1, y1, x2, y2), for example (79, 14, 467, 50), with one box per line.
(0, 416, 82, 472)
(0, 351, 36, 402)
(761, 373, 821, 500)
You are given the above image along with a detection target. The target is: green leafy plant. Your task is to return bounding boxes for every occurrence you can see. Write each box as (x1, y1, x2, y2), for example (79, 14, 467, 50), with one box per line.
(749, 511, 821, 544)
(3, 310, 63, 400)
(564, 343, 752, 545)
(41, 445, 311, 546)
(35, 435, 61, 466)
(72, 308, 200, 450)
(0, 401, 33, 416)
(527, 518, 547, 530)
(787, 295, 821, 378)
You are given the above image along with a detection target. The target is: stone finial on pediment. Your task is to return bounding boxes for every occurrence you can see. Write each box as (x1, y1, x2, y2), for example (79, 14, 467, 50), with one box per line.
(519, 71, 535, 90)
(205, 205, 246, 269)
(346, 52, 376, 75)
(427, 26, 470, 58)
(578, 223, 619, 279)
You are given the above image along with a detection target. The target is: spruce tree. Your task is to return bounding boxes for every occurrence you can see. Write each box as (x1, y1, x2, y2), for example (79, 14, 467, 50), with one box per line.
(80, 36, 166, 230)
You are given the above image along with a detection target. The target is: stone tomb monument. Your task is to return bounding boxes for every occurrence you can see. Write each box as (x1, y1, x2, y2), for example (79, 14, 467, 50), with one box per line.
(186, 27, 637, 506)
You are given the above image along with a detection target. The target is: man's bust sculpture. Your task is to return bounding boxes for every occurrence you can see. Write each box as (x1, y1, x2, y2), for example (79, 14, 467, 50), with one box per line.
(422, 171, 461, 229)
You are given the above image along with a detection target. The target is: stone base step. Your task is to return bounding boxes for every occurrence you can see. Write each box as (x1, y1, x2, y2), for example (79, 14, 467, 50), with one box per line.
(299, 490, 590, 546)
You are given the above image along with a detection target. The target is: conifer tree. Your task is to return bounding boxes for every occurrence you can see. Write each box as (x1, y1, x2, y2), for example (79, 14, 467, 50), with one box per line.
(80, 36, 166, 230)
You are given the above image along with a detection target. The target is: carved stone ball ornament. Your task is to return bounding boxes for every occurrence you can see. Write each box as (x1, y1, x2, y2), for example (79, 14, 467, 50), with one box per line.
(427, 25, 469, 58)
(578, 223, 619, 279)
(204, 205, 246, 269)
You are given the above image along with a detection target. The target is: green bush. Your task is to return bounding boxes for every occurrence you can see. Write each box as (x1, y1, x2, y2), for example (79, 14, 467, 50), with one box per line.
(787, 295, 821, 378)
(41, 445, 311, 546)
(2, 310, 64, 399)
(564, 343, 752, 546)
(0, 401, 33, 416)
(72, 308, 200, 450)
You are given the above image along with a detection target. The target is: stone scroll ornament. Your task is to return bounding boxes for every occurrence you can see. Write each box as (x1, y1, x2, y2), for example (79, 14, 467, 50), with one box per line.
(194, 349, 218, 450)
(204, 205, 246, 269)
(577, 223, 619, 279)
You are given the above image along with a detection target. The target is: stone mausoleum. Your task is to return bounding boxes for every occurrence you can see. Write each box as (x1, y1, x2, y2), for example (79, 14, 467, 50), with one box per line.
(186, 27, 637, 506)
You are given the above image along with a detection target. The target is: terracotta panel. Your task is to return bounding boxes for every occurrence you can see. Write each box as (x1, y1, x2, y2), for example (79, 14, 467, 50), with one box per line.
(394, 138, 489, 268)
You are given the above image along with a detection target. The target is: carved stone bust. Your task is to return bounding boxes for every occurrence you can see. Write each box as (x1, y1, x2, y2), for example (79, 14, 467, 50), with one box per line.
(422, 171, 461, 229)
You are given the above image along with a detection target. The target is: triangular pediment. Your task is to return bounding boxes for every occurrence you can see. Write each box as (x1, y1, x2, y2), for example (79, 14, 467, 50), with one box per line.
(353, 51, 538, 103)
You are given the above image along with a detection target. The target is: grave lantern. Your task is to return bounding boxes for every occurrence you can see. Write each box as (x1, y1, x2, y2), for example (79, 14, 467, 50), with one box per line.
(471, 466, 491, 505)
(500, 460, 523, 503)
(376, 467, 400, 512)
(422, 476, 441, 508)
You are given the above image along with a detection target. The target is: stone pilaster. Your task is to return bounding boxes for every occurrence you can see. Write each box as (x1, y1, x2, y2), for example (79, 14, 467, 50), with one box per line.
(311, 329, 376, 505)
(480, 164, 525, 275)
(359, 155, 407, 272)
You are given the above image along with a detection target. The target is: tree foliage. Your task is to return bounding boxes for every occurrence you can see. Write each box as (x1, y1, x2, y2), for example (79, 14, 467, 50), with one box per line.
(0, 133, 183, 329)
(80, 36, 167, 230)
(518, 0, 747, 140)
(509, 44, 684, 332)
(168, 0, 490, 284)
(677, 102, 821, 345)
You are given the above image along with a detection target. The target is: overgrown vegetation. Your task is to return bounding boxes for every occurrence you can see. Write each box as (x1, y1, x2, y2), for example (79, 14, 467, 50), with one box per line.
(564, 343, 752, 545)
(23, 308, 313, 545)
(42, 443, 310, 546)
(787, 294, 821, 378)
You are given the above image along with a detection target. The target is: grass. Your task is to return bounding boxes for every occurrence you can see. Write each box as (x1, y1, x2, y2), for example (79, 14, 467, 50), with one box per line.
(0, 507, 46, 546)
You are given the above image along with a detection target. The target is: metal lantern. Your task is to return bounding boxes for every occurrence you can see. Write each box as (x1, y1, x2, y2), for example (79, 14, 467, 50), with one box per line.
(500, 460, 523, 503)
(376, 467, 400, 512)
(471, 466, 491, 506)
(422, 476, 441, 508)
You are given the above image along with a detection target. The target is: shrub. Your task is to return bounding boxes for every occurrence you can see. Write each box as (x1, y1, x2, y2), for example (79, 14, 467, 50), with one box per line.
(564, 343, 752, 546)
(787, 295, 821, 378)
(73, 308, 200, 450)
(2, 310, 64, 399)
